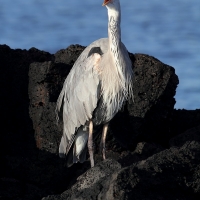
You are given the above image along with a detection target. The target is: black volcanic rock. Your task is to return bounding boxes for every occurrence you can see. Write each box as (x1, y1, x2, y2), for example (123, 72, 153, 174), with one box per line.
(170, 109, 200, 138)
(28, 45, 86, 154)
(170, 125, 200, 147)
(110, 53, 179, 150)
(0, 45, 89, 199)
(43, 126, 200, 200)
(1, 44, 199, 200)
(0, 45, 53, 157)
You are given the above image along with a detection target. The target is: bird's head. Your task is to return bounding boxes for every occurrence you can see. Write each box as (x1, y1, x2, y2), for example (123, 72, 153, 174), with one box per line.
(102, 0, 121, 19)
(102, 0, 120, 10)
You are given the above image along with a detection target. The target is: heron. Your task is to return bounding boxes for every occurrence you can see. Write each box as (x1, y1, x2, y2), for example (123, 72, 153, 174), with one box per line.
(56, 0, 133, 167)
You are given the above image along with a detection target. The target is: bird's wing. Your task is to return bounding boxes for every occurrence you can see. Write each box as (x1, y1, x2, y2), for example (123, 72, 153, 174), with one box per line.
(56, 51, 102, 156)
(56, 38, 108, 122)
(74, 38, 108, 66)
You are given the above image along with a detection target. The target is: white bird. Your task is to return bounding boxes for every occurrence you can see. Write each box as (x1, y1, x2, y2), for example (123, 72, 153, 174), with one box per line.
(56, 0, 133, 167)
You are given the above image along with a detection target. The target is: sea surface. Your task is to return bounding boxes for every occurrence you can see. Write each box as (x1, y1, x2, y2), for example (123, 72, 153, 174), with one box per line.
(0, 0, 199, 109)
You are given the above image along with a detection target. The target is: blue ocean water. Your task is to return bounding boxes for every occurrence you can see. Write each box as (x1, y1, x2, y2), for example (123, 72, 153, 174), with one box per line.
(0, 0, 199, 109)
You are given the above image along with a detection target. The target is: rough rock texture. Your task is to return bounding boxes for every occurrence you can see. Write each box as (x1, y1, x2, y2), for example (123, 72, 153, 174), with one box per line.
(43, 126, 200, 200)
(48, 159, 122, 200)
(0, 45, 53, 157)
(1, 44, 200, 200)
(0, 45, 89, 199)
(111, 53, 179, 150)
(170, 109, 200, 138)
(28, 45, 84, 154)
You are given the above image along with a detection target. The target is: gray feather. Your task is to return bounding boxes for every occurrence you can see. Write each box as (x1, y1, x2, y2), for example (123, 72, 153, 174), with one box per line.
(56, 36, 133, 164)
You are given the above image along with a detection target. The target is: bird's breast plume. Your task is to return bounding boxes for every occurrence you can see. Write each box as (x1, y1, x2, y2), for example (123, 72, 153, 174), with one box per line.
(100, 0, 133, 117)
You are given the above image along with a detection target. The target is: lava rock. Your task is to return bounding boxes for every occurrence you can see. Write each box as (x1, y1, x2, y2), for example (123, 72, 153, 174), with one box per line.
(0, 45, 53, 157)
(1, 44, 199, 200)
(111, 53, 179, 149)
(0, 45, 89, 199)
(28, 45, 85, 154)
(170, 125, 200, 147)
(45, 159, 121, 200)
(43, 126, 200, 200)
(170, 109, 200, 138)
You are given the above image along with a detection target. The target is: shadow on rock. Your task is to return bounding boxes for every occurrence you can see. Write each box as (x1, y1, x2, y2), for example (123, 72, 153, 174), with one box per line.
(0, 45, 89, 199)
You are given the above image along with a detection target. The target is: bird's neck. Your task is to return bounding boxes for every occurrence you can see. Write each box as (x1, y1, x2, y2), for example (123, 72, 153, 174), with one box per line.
(107, 7, 126, 87)
(100, 5, 133, 118)
(107, 9, 121, 51)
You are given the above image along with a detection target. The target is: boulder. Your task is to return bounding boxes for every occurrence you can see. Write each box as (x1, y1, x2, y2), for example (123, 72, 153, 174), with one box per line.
(170, 109, 200, 138)
(0, 45, 53, 157)
(1, 44, 199, 200)
(111, 53, 179, 149)
(43, 125, 200, 200)
(0, 45, 88, 199)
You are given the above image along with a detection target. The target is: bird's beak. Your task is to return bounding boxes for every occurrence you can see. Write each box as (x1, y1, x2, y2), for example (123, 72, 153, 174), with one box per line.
(102, 0, 111, 6)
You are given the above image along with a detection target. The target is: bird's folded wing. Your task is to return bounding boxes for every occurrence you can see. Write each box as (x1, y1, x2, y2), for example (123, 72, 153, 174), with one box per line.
(56, 53, 101, 155)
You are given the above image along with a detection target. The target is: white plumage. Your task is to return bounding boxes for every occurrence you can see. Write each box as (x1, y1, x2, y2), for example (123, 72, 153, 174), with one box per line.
(56, 0, 133, 167)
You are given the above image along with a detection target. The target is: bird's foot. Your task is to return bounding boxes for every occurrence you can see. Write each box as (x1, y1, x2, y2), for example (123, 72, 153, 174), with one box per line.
(88, 120, 94, 167)
(100, 123, 108, 161)
(100, 144, 106, 160)
(102, 147, 106, 160)
(88, 144, 94, 167)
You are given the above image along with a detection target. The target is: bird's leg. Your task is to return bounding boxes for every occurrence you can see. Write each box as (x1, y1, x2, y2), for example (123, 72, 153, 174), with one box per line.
(88, 120, 94, 167)
(100, 123, 108, 160)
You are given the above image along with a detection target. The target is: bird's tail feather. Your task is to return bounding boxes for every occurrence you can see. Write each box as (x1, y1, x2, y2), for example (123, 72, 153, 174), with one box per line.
(65, 141, 87, 167)
(72, 127, 88, 164)
(59, 124, 103, 167)
(60, 126, 89, 167)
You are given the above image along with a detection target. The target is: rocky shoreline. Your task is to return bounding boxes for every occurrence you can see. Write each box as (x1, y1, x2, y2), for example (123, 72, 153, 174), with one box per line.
(0, 44, 199, 200)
